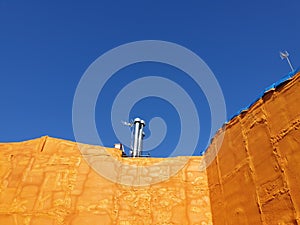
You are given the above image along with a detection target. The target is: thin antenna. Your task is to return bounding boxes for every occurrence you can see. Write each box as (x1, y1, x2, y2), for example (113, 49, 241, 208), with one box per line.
(280, 51, 295, 72)
(121, 120, 134, 156)
(121, 120, 133, 127)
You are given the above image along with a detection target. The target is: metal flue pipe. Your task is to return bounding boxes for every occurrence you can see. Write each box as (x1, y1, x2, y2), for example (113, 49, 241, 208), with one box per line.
(131, 118, 146, 157)
(137, 120, 145, 157)
(132, 118, 141, 157)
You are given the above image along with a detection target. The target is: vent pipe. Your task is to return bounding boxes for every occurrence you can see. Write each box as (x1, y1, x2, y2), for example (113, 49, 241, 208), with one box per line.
(132, 118, 146, 157)
(137, 120, 145, 157)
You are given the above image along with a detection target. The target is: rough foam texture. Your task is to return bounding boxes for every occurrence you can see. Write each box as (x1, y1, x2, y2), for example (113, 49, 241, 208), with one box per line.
(206, 71, 300, 224)
(0, 137, 212, 225)
(1, 71, 300, 225)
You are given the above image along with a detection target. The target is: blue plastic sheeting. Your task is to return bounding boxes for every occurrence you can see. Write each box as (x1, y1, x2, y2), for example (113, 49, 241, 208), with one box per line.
(227, 67, 300, 123)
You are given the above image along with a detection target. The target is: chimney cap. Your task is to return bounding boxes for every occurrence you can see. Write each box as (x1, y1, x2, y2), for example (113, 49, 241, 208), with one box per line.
(134, 118, 141, 123)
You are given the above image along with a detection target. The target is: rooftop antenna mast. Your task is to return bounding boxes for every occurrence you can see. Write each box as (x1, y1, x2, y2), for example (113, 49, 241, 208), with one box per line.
(280, 51, 295, 72)
(121, 120, 134, 156)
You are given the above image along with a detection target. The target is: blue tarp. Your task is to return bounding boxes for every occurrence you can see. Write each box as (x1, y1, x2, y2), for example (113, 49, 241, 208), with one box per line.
(227, 67, 300, 123)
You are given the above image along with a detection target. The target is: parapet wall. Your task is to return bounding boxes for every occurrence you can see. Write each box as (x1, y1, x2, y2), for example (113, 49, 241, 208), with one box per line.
(206, 71, 300, 224)
(1, 71, 300, 225)
(0, 137, 212, 225)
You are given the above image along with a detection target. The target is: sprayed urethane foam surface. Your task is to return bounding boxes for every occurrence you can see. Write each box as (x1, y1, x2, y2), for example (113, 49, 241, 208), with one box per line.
(206, 71, 300, 225)
(0, 136, 212, 225)
(1, 71, 300, 225)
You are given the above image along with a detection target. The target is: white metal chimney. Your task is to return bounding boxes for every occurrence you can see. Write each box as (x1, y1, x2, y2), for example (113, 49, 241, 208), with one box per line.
(137, 120, 145, 157)
(131, 118, 146, 157)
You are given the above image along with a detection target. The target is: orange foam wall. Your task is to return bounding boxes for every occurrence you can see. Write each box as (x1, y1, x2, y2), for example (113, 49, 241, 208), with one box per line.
(206, 71, 300, 224)
(1, 72, 300, 225)
(0, 137, 212, 225)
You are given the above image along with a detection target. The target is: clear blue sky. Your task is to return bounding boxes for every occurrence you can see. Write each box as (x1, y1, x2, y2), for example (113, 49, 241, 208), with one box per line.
(1, 1, 299, 157)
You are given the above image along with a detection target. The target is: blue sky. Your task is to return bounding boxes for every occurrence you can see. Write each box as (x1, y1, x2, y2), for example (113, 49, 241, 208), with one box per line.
(0, 1, 299, 157)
